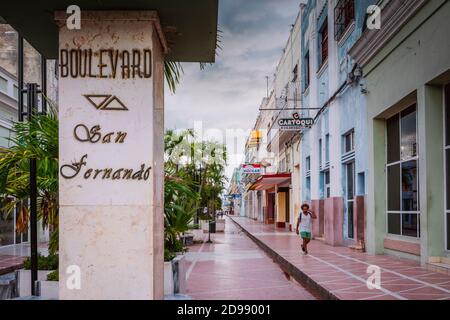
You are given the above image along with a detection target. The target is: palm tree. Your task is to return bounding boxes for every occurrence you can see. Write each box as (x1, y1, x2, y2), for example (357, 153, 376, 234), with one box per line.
(0, 107, 59, 253)
(163, 130, 228, 255)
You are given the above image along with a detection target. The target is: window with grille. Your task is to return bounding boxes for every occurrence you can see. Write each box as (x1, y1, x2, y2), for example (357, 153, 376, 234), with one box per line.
(319, 20, 328, 67)
(334, 0, 355, 42)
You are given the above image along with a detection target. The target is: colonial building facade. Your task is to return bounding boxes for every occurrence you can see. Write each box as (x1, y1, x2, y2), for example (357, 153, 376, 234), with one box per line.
(231, 0, 449, 268)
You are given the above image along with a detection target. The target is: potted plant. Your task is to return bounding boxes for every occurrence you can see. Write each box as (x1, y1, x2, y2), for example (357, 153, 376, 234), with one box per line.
(163, 167, 196, 296)
(215, 218, 226, 232)
(198, 211, 213, 233)
(0, 110, 60, 299)
(16, 253, 58, 297)
(189, 223, 203, 242)
(36, 269, 58, 299)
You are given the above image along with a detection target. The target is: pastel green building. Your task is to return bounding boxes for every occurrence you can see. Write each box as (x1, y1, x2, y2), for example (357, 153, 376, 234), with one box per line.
(351, 0, 450, 268)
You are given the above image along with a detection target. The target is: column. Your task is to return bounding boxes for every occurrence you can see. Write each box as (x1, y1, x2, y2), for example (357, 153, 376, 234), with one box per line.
(56, 11, 166, 299)
(417, 84, 445, 265)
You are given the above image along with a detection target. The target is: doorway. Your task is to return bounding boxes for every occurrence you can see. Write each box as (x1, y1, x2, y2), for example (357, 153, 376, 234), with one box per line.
(345, 161, 355, 240)
(267, 193, 275, 224)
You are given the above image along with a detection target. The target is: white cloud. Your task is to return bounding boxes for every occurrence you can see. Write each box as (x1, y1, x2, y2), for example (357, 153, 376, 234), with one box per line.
(165, 0, 300, 181)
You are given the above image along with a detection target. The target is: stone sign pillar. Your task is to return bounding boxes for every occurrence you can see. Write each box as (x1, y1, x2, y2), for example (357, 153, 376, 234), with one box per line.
(55, 11, 166, 299)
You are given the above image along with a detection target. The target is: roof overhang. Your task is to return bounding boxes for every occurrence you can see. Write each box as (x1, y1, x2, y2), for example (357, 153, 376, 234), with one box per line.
(249, 173, 291, 191)
(0, 0, 219, 62)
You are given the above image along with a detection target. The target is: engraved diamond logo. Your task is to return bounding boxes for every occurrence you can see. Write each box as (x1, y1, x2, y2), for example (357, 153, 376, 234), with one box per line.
(84, 94, 129, 111)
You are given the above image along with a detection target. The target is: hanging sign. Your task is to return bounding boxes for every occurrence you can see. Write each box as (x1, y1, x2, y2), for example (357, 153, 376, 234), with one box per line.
(278, 112, 314, 131)
(242, 164, 262, 174)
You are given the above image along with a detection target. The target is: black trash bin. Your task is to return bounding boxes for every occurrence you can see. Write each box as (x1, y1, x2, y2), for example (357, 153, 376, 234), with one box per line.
(209, 220, 216, 233)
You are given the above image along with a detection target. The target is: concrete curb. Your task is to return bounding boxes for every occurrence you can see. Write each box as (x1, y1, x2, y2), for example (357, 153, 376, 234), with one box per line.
(230, 217, 339, 300)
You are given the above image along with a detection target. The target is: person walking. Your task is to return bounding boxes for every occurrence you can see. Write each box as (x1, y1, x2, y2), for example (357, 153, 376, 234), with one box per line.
(295, 203, 317, 255)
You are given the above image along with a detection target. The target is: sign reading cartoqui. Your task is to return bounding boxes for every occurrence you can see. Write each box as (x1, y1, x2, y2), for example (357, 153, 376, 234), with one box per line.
(278, 112, 314, 131)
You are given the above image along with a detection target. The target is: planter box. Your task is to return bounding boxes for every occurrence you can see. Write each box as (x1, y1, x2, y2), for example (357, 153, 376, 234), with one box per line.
(191, 229, 203, 242)
(164, 254, 187, 296)
(181, 234, 194, 246)
(36, 280, 59, 300)
(16, 269, 52, 297)
(216, 219, 225, 232)
(172, 254, 187, 294)
(164, 262, 174, 296)
(200, 220, 210, 233)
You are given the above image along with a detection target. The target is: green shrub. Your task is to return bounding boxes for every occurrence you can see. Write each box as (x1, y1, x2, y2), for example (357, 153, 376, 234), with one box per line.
(164, 249, 176, 262)
(23, 253, 58, 270)
(46, 270, 59, 281)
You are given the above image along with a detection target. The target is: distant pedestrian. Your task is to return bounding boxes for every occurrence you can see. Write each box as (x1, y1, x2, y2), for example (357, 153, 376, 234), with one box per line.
(295, 203, 317, 255)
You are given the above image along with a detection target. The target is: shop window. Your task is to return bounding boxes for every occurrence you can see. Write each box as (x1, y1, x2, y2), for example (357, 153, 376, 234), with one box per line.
(387, 115, 400, 163)
(0, 209, 15, 246)
(319, 20, 328, 68)
(334, 0, 355, 41)
(400, 107, 417, 160)
(386, 105, 420, 238)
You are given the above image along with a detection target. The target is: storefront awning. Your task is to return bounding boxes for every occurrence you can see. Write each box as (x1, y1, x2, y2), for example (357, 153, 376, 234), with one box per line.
(248, 173, 291, 191)
(0, 0, 218, 62)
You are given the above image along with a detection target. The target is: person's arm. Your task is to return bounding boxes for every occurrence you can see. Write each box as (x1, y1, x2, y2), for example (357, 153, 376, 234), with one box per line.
(310, 210, 317, 219)
(296, 214, 301, 234)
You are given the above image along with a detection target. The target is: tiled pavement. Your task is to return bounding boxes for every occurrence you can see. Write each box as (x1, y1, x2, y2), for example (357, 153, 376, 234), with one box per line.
(0, 255, 25, 275)
(231, 217, 450, 300)
(0, 243, 48, 275)
(184, 217, 319, 300)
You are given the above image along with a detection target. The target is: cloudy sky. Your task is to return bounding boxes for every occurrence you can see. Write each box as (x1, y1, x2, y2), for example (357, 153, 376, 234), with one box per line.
(165, 0, 302, 180)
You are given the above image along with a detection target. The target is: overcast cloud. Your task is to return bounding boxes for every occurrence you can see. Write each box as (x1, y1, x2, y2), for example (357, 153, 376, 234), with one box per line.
(165, 0, 302, 181)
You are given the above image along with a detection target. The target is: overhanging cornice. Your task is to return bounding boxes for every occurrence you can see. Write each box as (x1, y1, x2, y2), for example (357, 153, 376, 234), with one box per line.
(349, 0, 428, 69)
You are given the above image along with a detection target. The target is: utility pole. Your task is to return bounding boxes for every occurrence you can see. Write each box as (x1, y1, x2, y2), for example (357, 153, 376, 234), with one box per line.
(25, 83, 40, 296)
(17, 35, 39, 297)
(18, 34, 47, 296)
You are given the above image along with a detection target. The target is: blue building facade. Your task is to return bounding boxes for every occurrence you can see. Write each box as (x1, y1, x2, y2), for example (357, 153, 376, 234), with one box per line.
(299, 0, 374, 247)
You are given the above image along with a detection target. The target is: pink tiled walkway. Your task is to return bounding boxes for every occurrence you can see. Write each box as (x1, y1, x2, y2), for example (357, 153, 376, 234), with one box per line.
(0, 242, 47, 275)
(231, 217, 450, 300)
(0, 255, 24, 275)
(185, 217, 319, 300)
